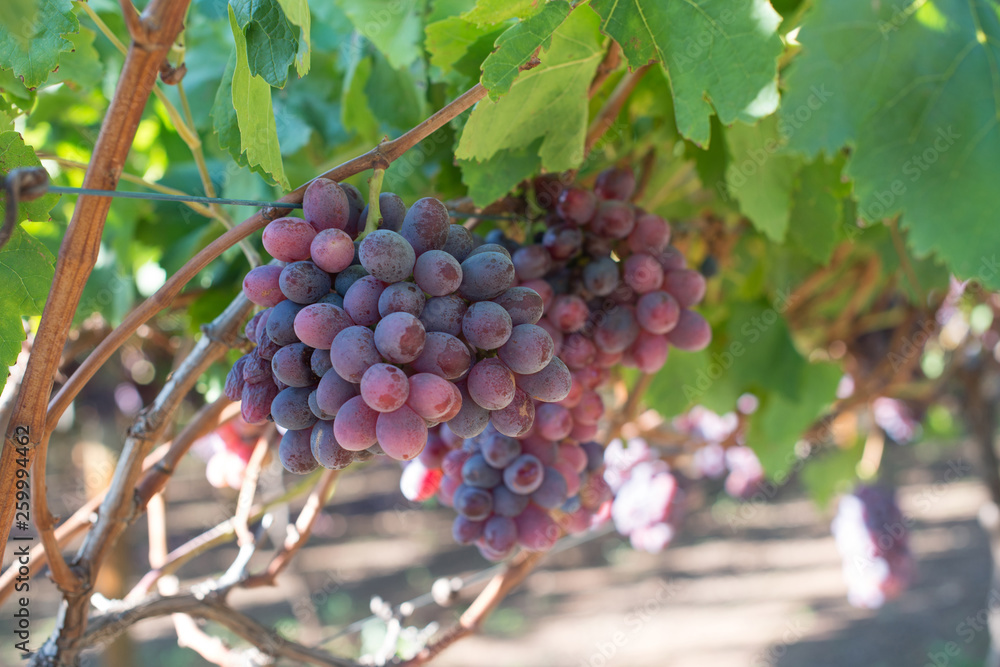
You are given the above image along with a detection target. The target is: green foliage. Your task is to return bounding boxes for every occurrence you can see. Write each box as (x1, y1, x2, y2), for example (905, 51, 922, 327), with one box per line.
(0, 228, 55, 393)
(0, 0, 78, 88)
(590, 0, 783, 145)
(335, 0, 427, 70)
(782, 0, 1000, 288)
(230, 0, 300, 88)
(480, 1, 570, 100)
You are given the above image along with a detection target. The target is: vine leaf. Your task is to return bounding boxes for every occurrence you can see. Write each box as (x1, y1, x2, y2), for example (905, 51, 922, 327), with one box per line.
(457, 138, 542, 206)
(481, 1, 571, 101)
(461, 0, 542, 27)
(0, 227, 55, 394)
(226, 6, 289, 188)
(590, 0, 782, 147)
(0, 131, 59, 224)
(230, 0, 299, 88)
(0, 0, 78, 89)
(341, 54, 379, 141)
(335, 0, 427, 70)
(275, 0, 311, 77)
(788, 155, 850, 265)
(782, 0, 1000, 288)
(456, 10, 604, 175)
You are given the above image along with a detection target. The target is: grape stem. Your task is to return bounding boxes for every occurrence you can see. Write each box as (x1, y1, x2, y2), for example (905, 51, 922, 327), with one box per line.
(361, 167, 387, 239)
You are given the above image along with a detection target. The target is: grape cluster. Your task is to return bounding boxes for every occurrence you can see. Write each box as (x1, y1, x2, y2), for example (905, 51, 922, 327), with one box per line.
(603, 438, 683, 553)
(677, 400, 764, 499)
(227, 178, 567, 475)
(401, 425, 611, 560)
(831, 485, 914, 608)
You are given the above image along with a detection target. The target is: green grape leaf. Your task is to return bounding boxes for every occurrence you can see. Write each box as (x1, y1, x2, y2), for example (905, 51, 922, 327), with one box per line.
(458, 138, 542, 206)
(0, 131, 59, 224)
(590, 0, 782, 146)
(0, 0, 78, 88)
(230, 0, 298, 88)
(787, 154, 849, 264)
(365, 52, 429, 132)
(341, 55, 379, 141)
(0, 227, 55, 394)
(781, 0, 1000, 288)
(801, 442, 864, 509)
(724, 115, 803, 242)
(720, 302, 807, 402)
(461, 0, 541, 26)
(748, 361, 841, 479)
(646, 348, 718, 417)
(456, 9, 604, 173)
(51, 27, 102, 90)
(481, 1, 571, 101)
(227, 7, 288, 188)
(275, 0, 311, 76)
(335, 0, 426, 70)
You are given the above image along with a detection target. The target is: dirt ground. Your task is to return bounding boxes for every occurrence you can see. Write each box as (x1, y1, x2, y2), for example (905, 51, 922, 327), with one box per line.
(1, 436, 994, 667)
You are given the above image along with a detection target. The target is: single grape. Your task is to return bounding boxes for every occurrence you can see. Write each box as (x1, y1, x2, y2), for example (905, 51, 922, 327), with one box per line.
(294, 303, 354, 350)
(442, 224, 475, 261)
(374, 312, 426, 364)
(309, 390, 335, 420)
(360, 363, 410, 412)
(594, 166, 636, 201)
(630, 330, 669, 373)
(439, 473, 461, 507)
(559, 443, 589, 473)
(560, 333, 596, 370)
(311, 420, 355, 469)
(572, 390, 603, 426)
(590, 200, 635, 239)
(556, 186, 597, 224)
(280, 261, 332, 304)
(264, 299, 302, 346)
(493, 287, 543, 326)
(242, 350, 272, 385)
(245, 309, 268, 343)
(581, 441, 604, 472)
(243, 265, 285, 307)
(446, 382, 491, 438)
(339, 182, 365, 238)
(379, 282, 425, 317)
(656, 245, 687, 272)
(497, 324, 554, 375)
(344, 275, 387, 327)
(555, 463, 581, 497)
(542, 224, 583, 260)
(535, 403, 574, 441)
(358, 229, 416, 283)
(414, 249, 463, 296)
(420, 294, 468, 337)
(593, 306, 639, 354)
(550, 295, 588, 333)
(468, 243, 512, 259)
(452, 516, 485, 544)
(406, 373, 462, 422)
(521, 279, 553, 312)
(628, 212, 671, 254)
(359, 192, 407, 232)
(467, 358, 516, 410)
(271, 343, 316, 388)
(333, 395, 379, 450)
(271, 386, 318, 430)
(310, 228, 355, 273)
(514, 356, 572, 403)
(483, 515, 518, 553)
(636, 291, 680, 335)
(481, 431, 522, 469)
(667, 309, 711, 351)
(520, 436, 558, 466)
(279, 428, 319, 474)
(462, 301, 513, 350)
(570, 421, 599, 442)
(315, 368, 358, 417)
(536, 318, 563, 356)
(334, 264, 369, 296)
(623, 253, 665, 294)
(225, 356, 248, 401)
(489, 388, 535, 438)
(459, 252, 515, 301)
(330, 326, 381, 382)
(503, 454, 544, 494)
(400, 197, 450, 255)
(512, 245, 551, 281)
(262, 217, 316, 262)
(663, 269, 707, 308)
(492, 484, 530, 517)
(557, 373, 584, 409)
(462, 453, 502, 488)
(532, 467, 569, 509)
(303, 178, 350, 232)
(376, 405, 428, 461)
(442, 449, 473, 479)
(418, 431, 451, 468)
(514, 503, 559, 551)
(453, 485, 493, 521)
(411, 332, 471, 380)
